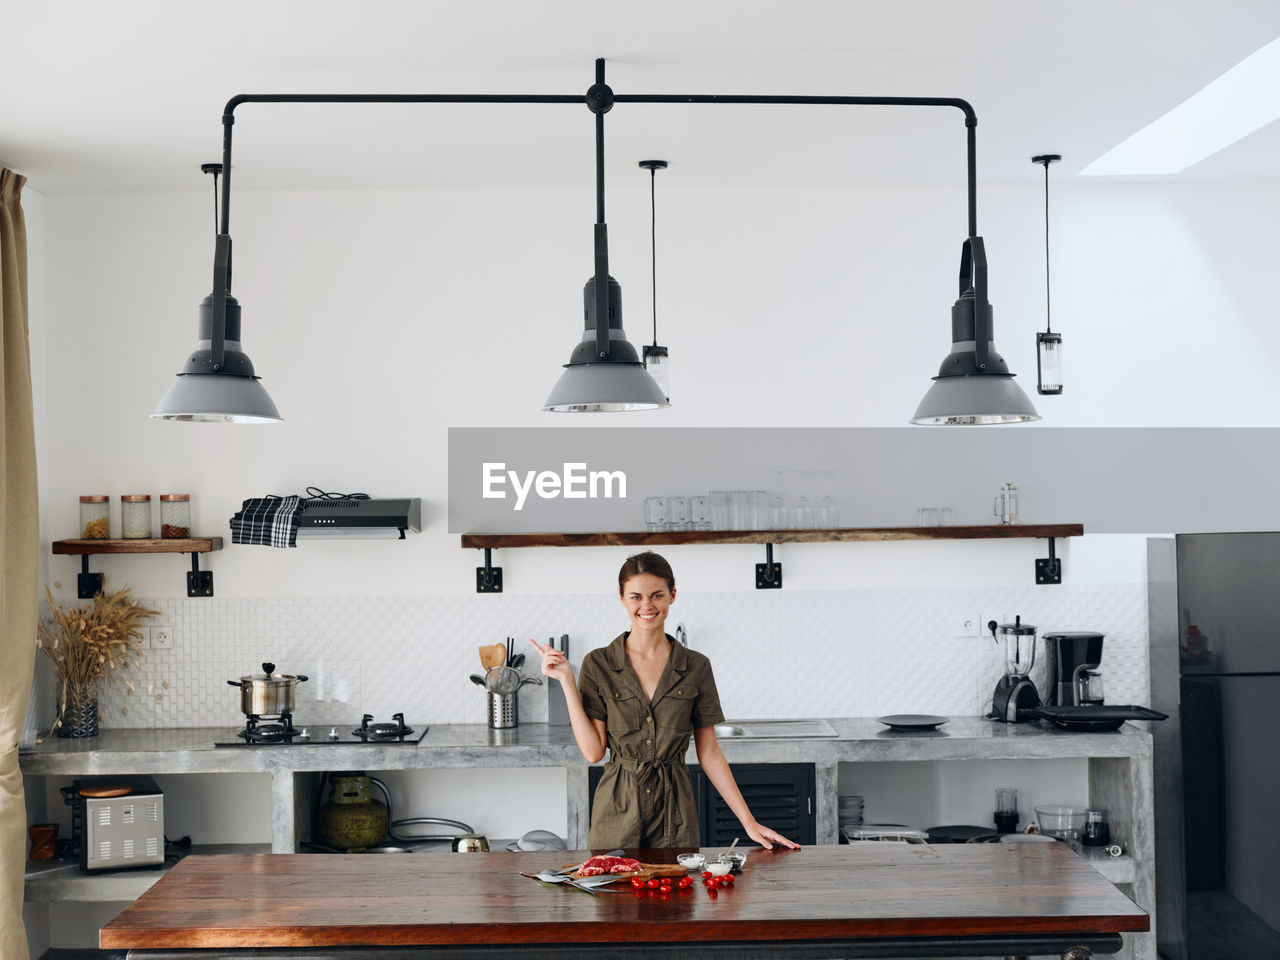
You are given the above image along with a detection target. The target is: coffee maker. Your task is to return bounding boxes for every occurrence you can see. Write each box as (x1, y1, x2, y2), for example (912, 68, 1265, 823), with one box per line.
(1042, 631, 1104, 706)
(988, 617, 1041, 723)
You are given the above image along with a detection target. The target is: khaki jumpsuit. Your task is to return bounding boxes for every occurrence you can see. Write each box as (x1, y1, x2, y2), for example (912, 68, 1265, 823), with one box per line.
(578, 632, 725, 849)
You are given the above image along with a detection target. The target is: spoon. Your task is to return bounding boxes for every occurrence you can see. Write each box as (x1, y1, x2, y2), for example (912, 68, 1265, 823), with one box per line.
(469, 674, 486, 686)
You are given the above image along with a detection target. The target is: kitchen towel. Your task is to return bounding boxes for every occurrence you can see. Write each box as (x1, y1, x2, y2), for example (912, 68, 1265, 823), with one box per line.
(229, 495, 303, 548)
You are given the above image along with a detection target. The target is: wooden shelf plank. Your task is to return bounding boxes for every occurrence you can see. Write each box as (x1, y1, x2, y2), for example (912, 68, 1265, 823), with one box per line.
(52, 537, 223, 556)
(461, 524, 1083, 550)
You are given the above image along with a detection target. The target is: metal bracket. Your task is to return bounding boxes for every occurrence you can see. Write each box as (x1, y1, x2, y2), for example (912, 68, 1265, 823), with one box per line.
(76, 556, 104, 599)
(188, 552, 215, 597)
(477, 548, 504, 593)
(1036, 537, 1063, 585)
(755, 543, 782, 589)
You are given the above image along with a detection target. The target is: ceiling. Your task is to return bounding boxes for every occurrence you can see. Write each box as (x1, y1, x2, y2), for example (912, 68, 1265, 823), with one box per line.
(3, 0, 1280, 194)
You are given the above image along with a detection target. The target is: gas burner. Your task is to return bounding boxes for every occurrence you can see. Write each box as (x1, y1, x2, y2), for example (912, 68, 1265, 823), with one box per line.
(238, 712, 302, 743)
(352, 712, 414, 740)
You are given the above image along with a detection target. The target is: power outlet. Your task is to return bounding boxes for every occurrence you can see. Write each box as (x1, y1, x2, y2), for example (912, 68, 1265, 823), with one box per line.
(136, 629, 151, 650)
(957, 617, 979, 637)
(150, 625, 175, 649)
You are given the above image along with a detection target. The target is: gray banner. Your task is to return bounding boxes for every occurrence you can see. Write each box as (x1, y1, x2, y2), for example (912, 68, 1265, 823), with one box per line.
(448, 428, 1280, 535)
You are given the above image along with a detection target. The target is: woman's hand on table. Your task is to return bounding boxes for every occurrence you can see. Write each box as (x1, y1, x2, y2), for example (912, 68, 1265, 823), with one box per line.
(529, 638, 573, 684)
(747, 821, 801, 851)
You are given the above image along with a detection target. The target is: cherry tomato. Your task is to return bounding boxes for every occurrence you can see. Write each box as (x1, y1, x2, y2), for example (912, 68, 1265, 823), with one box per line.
(659, 881, 672, 891)
(706, 877, 719, 889)
(678, 876, 693, 889)
(701, 870, 713, 880)
(630, 877, 646, 890)
(720, 873, 735, 886)
(646, 878, 661, 889)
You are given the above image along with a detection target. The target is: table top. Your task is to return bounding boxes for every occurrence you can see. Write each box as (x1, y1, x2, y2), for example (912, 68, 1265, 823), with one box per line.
(100, 844, 1148, 950)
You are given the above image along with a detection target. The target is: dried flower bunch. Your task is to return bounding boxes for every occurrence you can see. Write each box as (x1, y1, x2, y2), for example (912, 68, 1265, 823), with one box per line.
(37, 585, 159, 733)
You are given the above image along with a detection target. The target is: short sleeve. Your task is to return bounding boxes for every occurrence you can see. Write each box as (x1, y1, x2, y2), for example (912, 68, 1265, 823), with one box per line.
(690, 655, 726, 728)
(577, 651, 609, 722)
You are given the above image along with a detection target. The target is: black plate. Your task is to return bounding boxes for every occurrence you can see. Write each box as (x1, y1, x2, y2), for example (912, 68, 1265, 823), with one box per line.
(876, 714, 948, 731)
(1023, 705, 1167, 732)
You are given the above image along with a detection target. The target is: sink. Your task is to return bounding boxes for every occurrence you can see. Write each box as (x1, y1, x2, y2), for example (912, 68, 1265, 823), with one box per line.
(713, 719, 838, 739)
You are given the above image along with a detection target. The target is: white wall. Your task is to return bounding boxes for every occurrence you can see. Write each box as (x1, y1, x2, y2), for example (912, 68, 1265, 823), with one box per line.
(28, 176, 1280, 948)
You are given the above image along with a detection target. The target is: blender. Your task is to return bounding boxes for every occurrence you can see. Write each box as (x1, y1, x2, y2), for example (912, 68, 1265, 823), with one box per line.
(988, 617, 1041, 723)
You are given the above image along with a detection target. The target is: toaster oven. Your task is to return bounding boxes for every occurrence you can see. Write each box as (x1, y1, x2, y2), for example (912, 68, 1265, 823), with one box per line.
(61, 776, 165, 872)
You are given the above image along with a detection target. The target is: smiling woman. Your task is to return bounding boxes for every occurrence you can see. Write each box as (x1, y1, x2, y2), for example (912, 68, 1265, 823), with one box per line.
(530, 550, 800, 851)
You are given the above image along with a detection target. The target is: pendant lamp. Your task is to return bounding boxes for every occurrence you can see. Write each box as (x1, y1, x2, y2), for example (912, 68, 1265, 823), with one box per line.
(543, 63, 668, 412)
(1033, 154, 1063, 395)
(638, 160, 670, 404)
(910, 236, 1040, 424)
(151, 164, 281, 423)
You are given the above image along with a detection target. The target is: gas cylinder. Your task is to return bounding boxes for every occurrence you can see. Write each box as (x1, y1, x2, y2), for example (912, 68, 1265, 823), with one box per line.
(317, 773, 388, 850)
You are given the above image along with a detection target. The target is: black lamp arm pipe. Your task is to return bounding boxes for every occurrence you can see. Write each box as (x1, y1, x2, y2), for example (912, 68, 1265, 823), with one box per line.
(960, 237, 991, 370)
(210, 234, 230, 371)
(589, 58, 613, 360)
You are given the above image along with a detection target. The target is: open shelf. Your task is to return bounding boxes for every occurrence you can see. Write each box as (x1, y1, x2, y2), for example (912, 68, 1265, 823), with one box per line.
(461, 524, 1082, 550)
(52, 537, 222, 555)
(51, 538, 223, 598)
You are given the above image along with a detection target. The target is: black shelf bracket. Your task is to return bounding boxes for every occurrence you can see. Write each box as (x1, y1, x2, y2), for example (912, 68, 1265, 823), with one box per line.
(76, 556, 104, 599)
(1036, 537, 1063, 585)
(188, 552, 215, 597)
(755, 543, 782, 590)
(477, 548, 503, 594)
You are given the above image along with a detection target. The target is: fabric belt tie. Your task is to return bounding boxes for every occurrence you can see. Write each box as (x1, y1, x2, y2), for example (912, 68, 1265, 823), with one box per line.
(608, 754, 684, 840)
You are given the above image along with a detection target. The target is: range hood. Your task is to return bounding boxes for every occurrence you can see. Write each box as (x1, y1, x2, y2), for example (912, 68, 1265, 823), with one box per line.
(296, 498, 422, 540)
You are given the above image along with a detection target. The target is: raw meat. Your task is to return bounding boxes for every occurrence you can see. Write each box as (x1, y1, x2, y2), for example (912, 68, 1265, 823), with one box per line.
(577, 855, 641, 877)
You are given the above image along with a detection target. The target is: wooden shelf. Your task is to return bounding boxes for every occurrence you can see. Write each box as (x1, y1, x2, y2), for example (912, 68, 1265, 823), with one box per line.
(461, 524, 1082, 550)
(52, 537, 222, 555)
(52, 538, 223, 597)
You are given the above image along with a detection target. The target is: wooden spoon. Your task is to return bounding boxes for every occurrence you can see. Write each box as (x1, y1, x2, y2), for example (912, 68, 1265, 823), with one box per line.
(478, 643, 507, 670)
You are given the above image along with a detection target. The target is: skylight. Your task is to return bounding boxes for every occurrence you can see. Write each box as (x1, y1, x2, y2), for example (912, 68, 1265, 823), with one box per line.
(1081, 35, 1280, 176)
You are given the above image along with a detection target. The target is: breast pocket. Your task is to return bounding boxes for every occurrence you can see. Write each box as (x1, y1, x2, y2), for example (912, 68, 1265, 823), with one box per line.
(654, 684, 698, 734)
(605, 691, 642, 734)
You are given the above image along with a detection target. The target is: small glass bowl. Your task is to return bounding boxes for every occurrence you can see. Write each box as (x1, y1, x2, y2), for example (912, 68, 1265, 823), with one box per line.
(676, 852, 705, 872)
(719, 851, 748, 872)
(705, 860, 732, 877)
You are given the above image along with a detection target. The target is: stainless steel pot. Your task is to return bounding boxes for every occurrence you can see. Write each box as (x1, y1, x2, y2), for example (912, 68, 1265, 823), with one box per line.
(226, 662, 308, 716)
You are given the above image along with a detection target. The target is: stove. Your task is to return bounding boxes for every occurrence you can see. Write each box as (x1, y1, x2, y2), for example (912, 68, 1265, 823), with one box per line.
(214, 712, 428, 747)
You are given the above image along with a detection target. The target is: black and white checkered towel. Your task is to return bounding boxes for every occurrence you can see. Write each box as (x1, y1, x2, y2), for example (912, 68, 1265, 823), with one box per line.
(229, 496, 303, 548)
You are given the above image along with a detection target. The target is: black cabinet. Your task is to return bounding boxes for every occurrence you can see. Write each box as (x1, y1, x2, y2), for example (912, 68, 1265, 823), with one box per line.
(587, 762, 816, 846)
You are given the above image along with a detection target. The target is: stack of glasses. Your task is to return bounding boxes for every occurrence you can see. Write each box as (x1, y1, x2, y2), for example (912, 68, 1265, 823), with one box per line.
(642, 488, 841, 532)
(838, 795, 864, 836)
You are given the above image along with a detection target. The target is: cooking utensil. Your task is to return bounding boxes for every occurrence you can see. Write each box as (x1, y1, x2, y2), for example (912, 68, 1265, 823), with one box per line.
(479, 643, 506, 670)
(517, 675, 542, 688)
(469, 674, 486, 686)
(486, 665, 521, 695)
(510, 653, 525, 670)
(226, 662, 309, 717)
(507, 637, 514, 666)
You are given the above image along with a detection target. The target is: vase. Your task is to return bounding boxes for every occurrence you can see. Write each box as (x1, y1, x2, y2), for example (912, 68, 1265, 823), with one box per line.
(58, 695, 99, 738)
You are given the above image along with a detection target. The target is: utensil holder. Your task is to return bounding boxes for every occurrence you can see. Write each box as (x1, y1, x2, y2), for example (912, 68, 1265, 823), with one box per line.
(488, 691, 518, 729)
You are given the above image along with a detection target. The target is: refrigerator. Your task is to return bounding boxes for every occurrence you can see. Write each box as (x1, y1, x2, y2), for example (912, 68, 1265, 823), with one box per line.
(1169, 533, 1280, 957)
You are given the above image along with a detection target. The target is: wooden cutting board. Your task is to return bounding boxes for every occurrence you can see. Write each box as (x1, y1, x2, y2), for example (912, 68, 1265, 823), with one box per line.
(564, 861, 689, 882)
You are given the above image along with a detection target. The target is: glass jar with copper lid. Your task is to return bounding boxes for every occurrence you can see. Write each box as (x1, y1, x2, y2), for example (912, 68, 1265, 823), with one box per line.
(121, 495, 152, 539)
(78, 496, 110, 539)
(159, 494, 192, 538)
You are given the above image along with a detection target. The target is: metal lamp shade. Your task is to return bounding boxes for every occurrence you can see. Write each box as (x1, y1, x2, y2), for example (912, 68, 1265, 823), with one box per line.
(911, 373, 1040, 425)
(151, 373, 282, 423)
(543, 361, 668, 412)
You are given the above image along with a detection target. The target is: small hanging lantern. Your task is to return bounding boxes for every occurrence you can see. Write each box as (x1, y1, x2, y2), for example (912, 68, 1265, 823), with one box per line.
(1033, 154, 1063, 396)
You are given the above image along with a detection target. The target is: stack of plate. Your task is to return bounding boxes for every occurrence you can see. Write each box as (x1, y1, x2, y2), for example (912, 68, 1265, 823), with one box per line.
(838, 795, 864, 833)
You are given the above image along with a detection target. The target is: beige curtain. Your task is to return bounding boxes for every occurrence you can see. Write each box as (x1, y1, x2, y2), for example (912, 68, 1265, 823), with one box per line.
(0, 167, 37, 960)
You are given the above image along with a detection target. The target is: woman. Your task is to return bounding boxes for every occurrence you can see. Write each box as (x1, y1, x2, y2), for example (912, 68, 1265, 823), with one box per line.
(531, 551, 799, 851)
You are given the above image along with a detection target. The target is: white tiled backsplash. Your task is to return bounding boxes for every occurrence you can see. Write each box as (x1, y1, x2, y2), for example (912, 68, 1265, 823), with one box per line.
(85, 583, 1148, 731)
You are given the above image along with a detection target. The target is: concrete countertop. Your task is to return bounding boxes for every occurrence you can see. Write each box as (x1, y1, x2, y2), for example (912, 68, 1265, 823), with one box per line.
(18, 717, 1152, 776)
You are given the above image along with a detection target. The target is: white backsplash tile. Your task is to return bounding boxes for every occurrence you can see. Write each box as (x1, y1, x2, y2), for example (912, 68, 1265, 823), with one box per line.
(94, 584, 1149, 730)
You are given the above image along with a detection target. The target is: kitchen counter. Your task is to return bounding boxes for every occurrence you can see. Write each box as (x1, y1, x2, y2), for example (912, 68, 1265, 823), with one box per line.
(22, 718, 1155, 959)
(99, 844, 1147, 958)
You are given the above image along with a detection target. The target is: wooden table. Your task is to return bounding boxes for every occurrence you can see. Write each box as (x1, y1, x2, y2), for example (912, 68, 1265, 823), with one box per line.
(100, 844, 1148, 959)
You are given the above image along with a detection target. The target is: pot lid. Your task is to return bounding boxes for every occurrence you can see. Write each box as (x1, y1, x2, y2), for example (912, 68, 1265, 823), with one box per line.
(240, 662, 299, 682)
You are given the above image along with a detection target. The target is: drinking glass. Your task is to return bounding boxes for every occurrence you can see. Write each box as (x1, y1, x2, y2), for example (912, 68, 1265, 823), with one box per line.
(643, 496, 668, 532)
(666, 496, 691, 532)
(709, 491, 731, 531)
(690, 495, 711, 531)
(916, 507, 939, 526)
